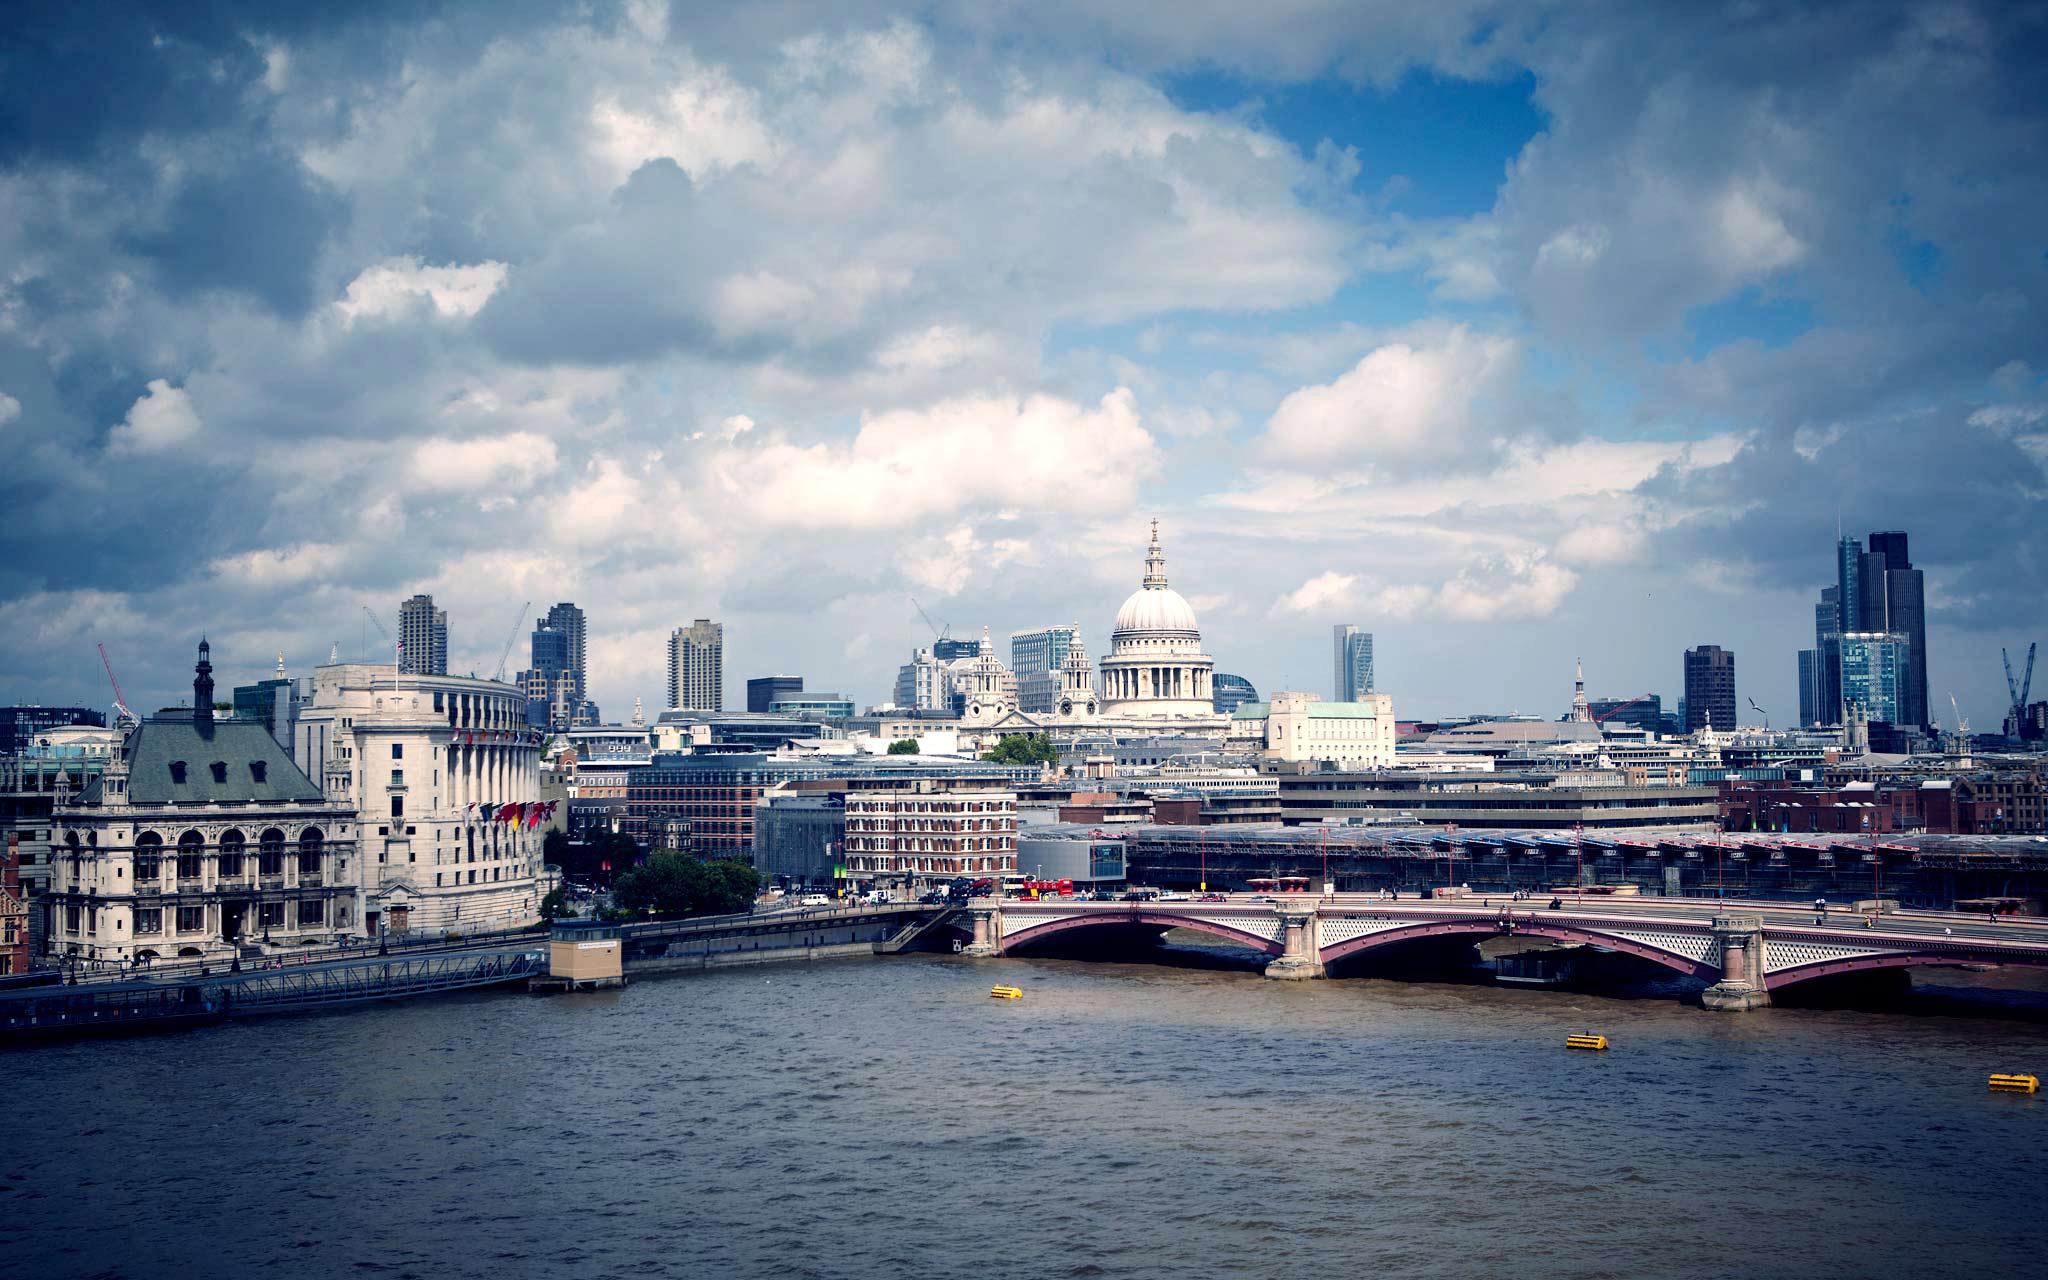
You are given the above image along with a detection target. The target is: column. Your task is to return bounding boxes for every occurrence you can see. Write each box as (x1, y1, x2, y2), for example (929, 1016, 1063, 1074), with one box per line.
(962, 900, 1002, 957)
(1264, 902, 1324, 980)
(1702, 914, 1770, 1011)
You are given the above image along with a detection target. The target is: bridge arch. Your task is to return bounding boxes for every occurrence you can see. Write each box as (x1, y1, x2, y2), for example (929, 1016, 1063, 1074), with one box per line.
(1001, 910, 1284, 957)
(1318, 917, 1719, 981)
(1765, 945, 2048, 992)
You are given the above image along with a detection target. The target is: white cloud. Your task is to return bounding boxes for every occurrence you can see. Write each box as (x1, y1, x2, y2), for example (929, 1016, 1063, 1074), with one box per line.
(338, 257, 508, 324)
(591, 63, 781, 182)
(717, 387, 1160, 531)
(1273, 550, 1576, 623)
(1261, 325, 1520, 470)
(1554, 522, 1645, 567)
(1277, 570, 1359, 613)
(0, 389, 19, 425)
(107, 379, 201, 454)
(902, 524, 1034, 596)
(408, 432, 559, 492)
(210, 543, 350, 586)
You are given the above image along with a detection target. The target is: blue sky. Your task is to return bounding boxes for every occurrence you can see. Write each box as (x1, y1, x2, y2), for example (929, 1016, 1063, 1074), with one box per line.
(0, 0, 2044, 731)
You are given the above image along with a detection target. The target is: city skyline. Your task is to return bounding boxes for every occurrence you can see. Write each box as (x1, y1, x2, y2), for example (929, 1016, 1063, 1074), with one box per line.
(0, 2, 2041, 734)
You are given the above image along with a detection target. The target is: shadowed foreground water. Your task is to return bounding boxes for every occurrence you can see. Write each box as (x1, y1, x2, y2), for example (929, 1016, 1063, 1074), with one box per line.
(7, 950, 2047, 1280)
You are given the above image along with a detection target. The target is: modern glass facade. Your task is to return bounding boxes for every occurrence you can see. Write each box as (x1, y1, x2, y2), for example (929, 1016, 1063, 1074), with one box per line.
(1333, 625, 1374, 700)
(1212, 673, 1259, 715)
(1839, 632, 1909, 725)
(1010, 626, 1077, 715)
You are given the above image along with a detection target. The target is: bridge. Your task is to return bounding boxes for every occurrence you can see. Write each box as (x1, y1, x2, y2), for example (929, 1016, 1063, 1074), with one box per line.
(959, 895, 2048, 1010)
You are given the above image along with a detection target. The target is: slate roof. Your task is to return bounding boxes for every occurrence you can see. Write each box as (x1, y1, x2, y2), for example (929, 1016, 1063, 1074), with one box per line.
(121, 714, 327, 805)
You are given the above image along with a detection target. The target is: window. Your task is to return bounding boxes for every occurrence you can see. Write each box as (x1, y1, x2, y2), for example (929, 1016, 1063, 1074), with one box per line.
(391, 743, 403, 760)
(298, 829, 323, 875)
(210, 761, 227, 783)
(250, 761, 266, 783)
(65, 905, 80, 932)
(258, 902, 285, 929)
(390, 795, 404, 818)
(134, 908, 162, 935)
(435, 873, 443, 887)
(259, 828, 285, 876)
(296, 899, 325, 927)
(219, 829, 245, 877)
(176, 906, 205, 933)
(135, 832, 162, 881)
(390, 769, 405, 787)
(168, 761, 187, 783)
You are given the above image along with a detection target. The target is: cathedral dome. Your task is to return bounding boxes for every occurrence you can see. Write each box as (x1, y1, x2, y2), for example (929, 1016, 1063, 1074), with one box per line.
(1112, 584, 1200, 637)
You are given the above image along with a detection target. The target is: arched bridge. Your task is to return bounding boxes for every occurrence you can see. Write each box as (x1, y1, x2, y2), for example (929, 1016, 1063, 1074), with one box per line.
(965, 897, 2048, 1010)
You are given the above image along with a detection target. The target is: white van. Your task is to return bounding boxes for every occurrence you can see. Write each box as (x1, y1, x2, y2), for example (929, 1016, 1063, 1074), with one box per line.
(799, 893, 830, 907)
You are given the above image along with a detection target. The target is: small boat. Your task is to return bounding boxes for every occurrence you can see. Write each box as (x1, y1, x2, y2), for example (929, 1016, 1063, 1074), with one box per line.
(1493, 949, 1578, 987)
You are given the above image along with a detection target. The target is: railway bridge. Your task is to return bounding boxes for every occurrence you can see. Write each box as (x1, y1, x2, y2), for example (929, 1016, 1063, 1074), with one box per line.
(960, 896, 2048, 1010)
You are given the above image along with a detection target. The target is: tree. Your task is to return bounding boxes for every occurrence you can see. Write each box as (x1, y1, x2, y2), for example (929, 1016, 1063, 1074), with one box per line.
(613, 852, 762, 919)
(982, 733, 1058, 766)
(542, 828, 569, 868)
(538, 887, 568, 921)
(887, 738, 920, 755)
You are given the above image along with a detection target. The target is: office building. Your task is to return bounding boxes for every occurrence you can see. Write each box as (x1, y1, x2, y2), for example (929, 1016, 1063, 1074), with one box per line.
(1212, 673, 1259, 716)
(1011, 625, 1078, 716)
(1229, 692, 1398, 768)
(1839, 632, 1910, 726)
(1333, 625, 1374, 700)
(1861, 531, 1928, 729)
(0, 706, 105, 757)
(768, 693, 856, 720)
(666, 619, 724, 711)
(1588, 694, 1667, 734)
(295, 660, 545, 936)
(1796, 650, 1821, 729)
(893, 649, 946, 712)
(1683, 645, 1736, 733)
(398, 594, 449, 676)
(542, 602, 587, 701)
(747, 675, 803, 714)
(931, 637, 980, 662)
(232, 657, 312, 750)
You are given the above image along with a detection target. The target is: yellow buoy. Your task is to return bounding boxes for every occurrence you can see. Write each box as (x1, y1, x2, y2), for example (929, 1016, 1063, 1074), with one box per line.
(990, 985, 1024, 1000)
(1566, 1034, 1609, 1051)
(1989, 1073, 2038, 1094)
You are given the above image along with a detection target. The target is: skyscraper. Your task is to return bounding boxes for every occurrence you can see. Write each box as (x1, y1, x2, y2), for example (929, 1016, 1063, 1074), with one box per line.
(1796, 649, 1820, 728)
(542, 602, 587, 701)
(1682, 645, 1736, 733)
(1839, 632, 1909, 725)
(666, 619, 724, 711)
(1862, 531, 1928, 729)
(1333, 625, 1374, 700)
(398, 594, 448, 675)
(1812, 585, 1843, 726)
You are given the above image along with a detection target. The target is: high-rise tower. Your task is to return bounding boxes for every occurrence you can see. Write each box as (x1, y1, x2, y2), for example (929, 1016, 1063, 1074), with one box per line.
(1333, 625, 1374, 701)
(398, 594, 449, 675)
(666, 619, 724, 711)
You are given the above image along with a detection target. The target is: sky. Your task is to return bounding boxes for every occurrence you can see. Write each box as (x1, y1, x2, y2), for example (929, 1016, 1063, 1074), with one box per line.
(1, 0, 2045, 728)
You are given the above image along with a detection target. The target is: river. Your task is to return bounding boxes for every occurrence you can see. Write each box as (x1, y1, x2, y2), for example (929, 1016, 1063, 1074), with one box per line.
(7, 945, 2047, 1279)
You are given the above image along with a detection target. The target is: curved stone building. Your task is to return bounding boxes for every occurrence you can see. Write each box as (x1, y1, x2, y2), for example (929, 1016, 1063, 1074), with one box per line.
(1098, 522, 1224, 728)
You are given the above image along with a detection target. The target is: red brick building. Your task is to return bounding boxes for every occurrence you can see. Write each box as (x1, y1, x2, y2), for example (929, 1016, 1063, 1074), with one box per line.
(2, 833, 27, 975)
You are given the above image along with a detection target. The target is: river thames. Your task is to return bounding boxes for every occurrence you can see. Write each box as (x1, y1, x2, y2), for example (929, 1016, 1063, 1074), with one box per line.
(9, 949, 2047, 1280)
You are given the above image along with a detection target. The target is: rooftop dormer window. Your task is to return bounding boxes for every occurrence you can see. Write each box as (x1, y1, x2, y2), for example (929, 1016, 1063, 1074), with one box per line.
(210, 761, 228, 783)
(168, 761, 187, 784)
(250, 761, 267, 783)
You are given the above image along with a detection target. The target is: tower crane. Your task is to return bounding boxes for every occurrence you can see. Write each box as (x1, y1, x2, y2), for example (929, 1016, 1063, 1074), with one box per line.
(909, 596, 950, 643)
(363, 606, 405, 673)
(2004, 643, 2036, 732)
(97, 643, 138, 728)
(493, 600, 531, 683)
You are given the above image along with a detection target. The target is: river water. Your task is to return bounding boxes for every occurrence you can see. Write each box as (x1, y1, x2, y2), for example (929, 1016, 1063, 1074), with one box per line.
(8, 945, 2048, 1280)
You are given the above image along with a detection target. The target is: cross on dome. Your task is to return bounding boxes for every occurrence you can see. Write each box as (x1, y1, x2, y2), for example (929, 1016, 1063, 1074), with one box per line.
(1143, 518, 1168, 588)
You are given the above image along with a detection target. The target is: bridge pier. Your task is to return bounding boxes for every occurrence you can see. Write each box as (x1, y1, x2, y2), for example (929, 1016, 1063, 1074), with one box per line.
(1701, 914, 1770, 1012)
(1264, 902, 1323, 980)
(962, 901, 1002, 958)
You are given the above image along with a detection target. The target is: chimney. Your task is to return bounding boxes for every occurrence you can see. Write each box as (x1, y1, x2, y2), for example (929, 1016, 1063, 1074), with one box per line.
(194, 638, 216, 731)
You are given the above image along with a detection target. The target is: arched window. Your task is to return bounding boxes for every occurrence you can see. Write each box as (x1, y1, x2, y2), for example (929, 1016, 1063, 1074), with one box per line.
(259, 828, 286, 876)
(177, 830, 204, 882)
(298, 828, 324, 877)
(219, 829, 246, 877)
(135, 831, 163, 881)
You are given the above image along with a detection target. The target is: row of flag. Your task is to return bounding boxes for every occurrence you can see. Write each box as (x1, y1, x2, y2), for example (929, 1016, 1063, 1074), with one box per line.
(460, 800, 559, 828)
(454, 729, 544, 746)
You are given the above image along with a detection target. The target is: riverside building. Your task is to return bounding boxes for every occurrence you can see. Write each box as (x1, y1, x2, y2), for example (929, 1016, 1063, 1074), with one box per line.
(47, 643, 360, 967)
(295, 661, 544, 937)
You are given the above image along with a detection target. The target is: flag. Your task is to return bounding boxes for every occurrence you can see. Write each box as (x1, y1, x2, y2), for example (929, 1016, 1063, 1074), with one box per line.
(497, 802, 520, 823)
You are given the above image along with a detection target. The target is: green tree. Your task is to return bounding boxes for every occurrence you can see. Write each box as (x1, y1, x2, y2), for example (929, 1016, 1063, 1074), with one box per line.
(542, 828, 569, 868)
(982, 733, 1058, 766)
(538, 887, 569, 921)
(886, 738, 920, 755)
(612, 852, 762, 919)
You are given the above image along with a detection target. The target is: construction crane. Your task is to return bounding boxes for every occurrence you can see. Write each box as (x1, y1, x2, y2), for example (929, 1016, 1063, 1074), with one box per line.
(493, 600, 531, 683)
(97, 643, 138, 727)
(363, 606, 404, 672)
(909, 596, 950, 643)
(2004, 643, 2036, 731)
(1746, 697, 1769, 730)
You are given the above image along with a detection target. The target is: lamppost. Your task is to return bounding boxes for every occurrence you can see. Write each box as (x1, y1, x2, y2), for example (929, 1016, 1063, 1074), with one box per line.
(1574, 821, 1585, 905)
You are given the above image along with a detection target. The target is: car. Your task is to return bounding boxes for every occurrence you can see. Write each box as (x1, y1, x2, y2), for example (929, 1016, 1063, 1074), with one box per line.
(1197, 892, 1227, 902)
(1157, 891, 1189, 902)
(918, 891, 945, 905)
(798, 893, 830, 907)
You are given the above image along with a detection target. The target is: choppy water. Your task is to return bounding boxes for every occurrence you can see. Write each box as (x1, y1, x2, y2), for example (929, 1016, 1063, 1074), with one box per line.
(7, 947, 2047, 1280)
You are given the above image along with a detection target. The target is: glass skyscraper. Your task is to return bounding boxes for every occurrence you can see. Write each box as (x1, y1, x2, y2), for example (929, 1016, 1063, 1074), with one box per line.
(1839, 632, 1909, 725)
(1333, 625, 1374, 700)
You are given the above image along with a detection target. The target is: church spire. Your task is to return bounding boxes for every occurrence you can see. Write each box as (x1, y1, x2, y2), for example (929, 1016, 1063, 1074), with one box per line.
(1142, 519, 1169, 589)
(193, 638, 215, 731)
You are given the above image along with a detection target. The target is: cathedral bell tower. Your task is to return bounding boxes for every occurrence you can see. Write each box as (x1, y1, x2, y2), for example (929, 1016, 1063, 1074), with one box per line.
(193, 638, 216, 732)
